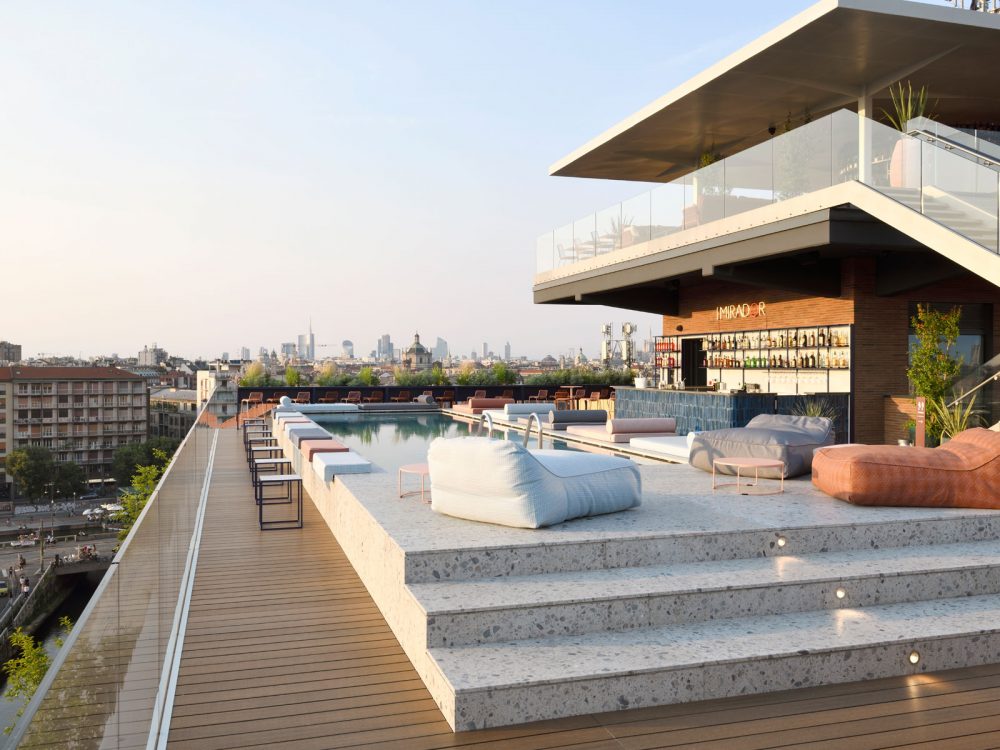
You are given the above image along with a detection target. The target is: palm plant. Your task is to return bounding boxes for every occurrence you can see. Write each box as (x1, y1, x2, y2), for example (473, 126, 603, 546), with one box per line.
(881, 81, 931, 131)
(790, 397, 840, 421)
(927, 393, 983, 441)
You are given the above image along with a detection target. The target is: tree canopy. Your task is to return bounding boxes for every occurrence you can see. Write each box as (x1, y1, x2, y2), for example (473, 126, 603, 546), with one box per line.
(111, 437, 179, 488)
(6, 448, 54, 501)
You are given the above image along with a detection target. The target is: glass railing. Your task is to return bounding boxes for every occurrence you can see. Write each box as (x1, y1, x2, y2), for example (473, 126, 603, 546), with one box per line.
(907, 116, 1000, 167)
(537, 109, 1000, 273)
(9, 388, 222, 748)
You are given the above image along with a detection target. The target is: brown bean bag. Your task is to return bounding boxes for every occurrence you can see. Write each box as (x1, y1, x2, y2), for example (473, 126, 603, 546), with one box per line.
(812, 428, 1000, 508)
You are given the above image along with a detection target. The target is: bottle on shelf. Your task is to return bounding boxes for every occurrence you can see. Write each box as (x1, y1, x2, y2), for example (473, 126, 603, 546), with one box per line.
(818, 329, 826, 347)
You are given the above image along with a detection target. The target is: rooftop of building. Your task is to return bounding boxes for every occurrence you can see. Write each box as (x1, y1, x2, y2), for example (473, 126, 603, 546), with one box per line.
(0, 365, 145, 381)
(551, 0, 1000, 183)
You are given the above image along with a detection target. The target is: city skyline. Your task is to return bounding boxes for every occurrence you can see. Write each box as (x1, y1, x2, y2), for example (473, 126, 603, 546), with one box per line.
(0, 0, 828, 359)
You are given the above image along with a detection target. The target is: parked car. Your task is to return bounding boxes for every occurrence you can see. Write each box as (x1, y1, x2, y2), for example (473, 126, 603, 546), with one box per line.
(79, 492, 99, 501)
(0, 580, 9, 597)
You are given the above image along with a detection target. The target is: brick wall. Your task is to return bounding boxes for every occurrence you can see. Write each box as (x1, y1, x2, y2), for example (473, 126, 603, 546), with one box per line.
(661, 259, 1000, 444)
(883, 395, 917, 445)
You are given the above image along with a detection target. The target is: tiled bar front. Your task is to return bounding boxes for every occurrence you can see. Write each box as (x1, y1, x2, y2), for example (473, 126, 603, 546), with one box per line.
(614, 387, 850, 440)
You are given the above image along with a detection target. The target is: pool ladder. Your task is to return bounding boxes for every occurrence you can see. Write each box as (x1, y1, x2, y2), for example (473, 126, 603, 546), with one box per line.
(522, 412, 544, 450)
(477, 412, 495, 438)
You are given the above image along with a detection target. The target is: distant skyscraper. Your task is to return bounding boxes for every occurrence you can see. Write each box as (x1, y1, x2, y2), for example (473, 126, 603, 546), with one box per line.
(221, 351, 230, 362)
(433, 337, 448, 360)
(240, 347, 250, 361)
(342, 340, 354, 358)
(297, 321, 316, 361)
(482, 342, 488, 358)
(504, 342, 511, 361)
(280, 342, 296, 360)
(259, 347, 269, 358)
(378, 334, 393, 361)
(138, 343, 167, 367)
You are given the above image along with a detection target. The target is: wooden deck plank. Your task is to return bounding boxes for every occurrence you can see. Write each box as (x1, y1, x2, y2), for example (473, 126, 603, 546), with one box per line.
(166, 429, 1000, 750)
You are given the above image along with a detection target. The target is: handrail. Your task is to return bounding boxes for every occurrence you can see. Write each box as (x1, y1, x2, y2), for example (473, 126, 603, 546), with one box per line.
(478, 412, 495, 438)
(906, 128, 1000, 170)
(522, 412, 545, 450)
(947, 372, 1000, 408)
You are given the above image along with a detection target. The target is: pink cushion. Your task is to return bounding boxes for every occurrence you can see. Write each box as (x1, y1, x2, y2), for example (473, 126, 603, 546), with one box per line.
(302, 439, 349, 461)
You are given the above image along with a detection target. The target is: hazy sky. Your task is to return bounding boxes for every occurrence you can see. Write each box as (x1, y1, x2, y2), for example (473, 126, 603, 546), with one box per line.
(3, 0, 838, 360)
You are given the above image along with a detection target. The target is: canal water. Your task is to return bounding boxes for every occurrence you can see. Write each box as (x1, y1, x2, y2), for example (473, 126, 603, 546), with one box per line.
(0, 581, 96, 735)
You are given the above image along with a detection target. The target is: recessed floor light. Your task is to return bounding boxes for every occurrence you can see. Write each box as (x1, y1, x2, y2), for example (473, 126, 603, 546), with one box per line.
(835, 588, 846, 599)
(776, 536, 787, 548)
(909, 650, 921, 664)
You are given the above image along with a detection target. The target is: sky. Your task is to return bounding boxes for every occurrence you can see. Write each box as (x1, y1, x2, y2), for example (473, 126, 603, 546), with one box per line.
(1, 0, 890, 361)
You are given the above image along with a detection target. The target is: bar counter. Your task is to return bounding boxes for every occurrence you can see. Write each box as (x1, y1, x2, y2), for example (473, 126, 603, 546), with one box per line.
(613, 386, 850, 438)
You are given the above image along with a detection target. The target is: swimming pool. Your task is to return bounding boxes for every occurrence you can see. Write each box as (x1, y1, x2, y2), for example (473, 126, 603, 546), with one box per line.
(311, 412, 578, 473)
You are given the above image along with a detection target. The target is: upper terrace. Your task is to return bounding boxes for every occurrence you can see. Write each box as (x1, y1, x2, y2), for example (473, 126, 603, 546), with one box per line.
(534, 0, 1000, 313)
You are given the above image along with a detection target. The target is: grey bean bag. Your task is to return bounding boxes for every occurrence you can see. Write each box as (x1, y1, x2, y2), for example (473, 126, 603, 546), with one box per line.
(688, 414, 834, 478)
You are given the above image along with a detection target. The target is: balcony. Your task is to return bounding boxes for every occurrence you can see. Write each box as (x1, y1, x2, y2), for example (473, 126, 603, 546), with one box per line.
(536, 110, 1000, 280)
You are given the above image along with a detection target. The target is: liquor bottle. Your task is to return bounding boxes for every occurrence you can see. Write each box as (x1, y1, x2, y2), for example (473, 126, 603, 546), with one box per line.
(769, 354, 775, 368)
(818, 352, 826, 368)
(777, 354, 784, 368)
(809, 332, 815, 347)
(808, 354, 816, 368)
(818, 329, 825, 347)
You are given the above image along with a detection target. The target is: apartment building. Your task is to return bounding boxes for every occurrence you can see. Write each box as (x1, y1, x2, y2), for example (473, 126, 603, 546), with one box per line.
(0, 366, 148, 498)
(534, 0, 1000, 443)
(149, 387, 198, 440)
(0, 341, 21, 365)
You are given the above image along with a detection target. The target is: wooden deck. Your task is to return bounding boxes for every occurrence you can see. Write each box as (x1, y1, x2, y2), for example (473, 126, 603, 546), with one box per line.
(168, 429, 1000, 749)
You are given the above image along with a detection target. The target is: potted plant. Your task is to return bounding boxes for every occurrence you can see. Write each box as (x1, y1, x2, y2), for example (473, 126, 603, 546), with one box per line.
(927, 393, 982, 442)
(907, 304, 962, 444)
(881, 81, 931, 188)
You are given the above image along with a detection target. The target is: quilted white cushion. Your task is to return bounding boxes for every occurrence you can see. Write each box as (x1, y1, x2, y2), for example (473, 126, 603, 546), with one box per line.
(312, 451, 373, 481)
(427, 437, 641, 529)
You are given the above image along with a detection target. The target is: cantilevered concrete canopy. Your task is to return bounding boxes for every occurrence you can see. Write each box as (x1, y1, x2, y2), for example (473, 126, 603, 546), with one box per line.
(551, 0, 1000, 183)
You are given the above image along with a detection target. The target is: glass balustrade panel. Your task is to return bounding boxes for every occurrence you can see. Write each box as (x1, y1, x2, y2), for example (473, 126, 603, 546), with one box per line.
(724, 138, 774, 218)
(553, 222, 575, 267)
(690, 161, 725, 227)
(650, 182, 685, 241)
(622, 191, 652, 246)
(865, 121, 922, 211)
(595, 203, 623, 255)
(921, 143, 999, 253)
(573, 214, 598, 262)
(831, 109, 860, 184)
(536, 231, 554, 273)
(773, 115, 834, 200)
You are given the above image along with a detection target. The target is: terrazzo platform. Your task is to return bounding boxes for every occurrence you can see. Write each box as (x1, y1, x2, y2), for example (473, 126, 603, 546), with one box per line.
(273, 417, 1000, 731)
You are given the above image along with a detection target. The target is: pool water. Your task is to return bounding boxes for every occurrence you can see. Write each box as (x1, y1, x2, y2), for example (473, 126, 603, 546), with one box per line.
(311, 412, 577, 473)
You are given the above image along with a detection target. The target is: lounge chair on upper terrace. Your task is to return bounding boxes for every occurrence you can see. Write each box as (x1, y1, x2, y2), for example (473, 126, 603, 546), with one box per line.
(390, 390, 412, 402)
(473, 390, 487, 399)
(528, 389, 549, 403)
(363, 391, 384, 403)
(500, 389, 514, 401)
(438, 390, 455, 407)
(293, 391, 311, 404)
(241, 391, 263, 411)
(265, 391, 287, 405)
(317, 391, 340, 403)
(342, 391, 362, 404)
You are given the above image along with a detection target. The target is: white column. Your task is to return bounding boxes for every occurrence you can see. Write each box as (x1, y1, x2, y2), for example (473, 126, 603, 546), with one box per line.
(857, 87, 873, 183)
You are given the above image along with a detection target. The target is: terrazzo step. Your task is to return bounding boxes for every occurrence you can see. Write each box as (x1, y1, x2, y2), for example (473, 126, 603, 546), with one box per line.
(430, 593, 1000, 731)
(403, 512, 1000, 583)
(413, 540, 1000, 647)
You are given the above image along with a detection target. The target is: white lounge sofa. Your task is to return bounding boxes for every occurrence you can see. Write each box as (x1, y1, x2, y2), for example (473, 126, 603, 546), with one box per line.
(427, 437, 641, 529)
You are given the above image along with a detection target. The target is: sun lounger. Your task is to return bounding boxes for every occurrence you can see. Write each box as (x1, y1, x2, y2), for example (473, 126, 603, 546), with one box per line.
(451, 397, 516, 415)
(565, 418, 677, 443)
(428, 437, 641, 529)
(546, 409, 607, 431)
(812, 428, 1000, 508)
